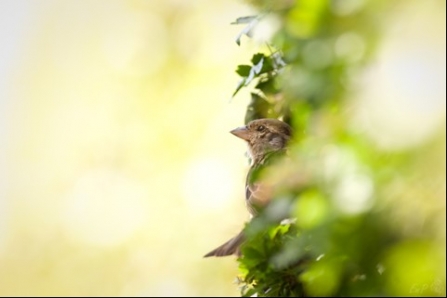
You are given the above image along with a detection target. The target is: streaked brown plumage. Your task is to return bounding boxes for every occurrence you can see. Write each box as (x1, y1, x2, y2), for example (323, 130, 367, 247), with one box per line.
(204, 118, 292, 258)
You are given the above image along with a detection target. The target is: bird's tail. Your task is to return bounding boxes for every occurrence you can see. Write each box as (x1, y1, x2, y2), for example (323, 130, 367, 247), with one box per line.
(203, 230, 245, 258)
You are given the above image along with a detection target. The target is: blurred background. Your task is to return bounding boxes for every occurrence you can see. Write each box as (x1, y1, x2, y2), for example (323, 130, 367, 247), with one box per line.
(0, 0, 445, 296)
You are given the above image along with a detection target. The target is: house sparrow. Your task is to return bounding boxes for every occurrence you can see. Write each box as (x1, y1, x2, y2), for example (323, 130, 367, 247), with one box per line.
(204, 118, 292, 257)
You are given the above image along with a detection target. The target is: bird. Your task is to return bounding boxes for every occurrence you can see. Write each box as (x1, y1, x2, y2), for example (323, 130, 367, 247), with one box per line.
(204, 118, 292, 258)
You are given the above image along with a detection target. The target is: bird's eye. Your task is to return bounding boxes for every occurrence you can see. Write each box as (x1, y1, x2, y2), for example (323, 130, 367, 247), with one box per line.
(257, 125, 265, 132)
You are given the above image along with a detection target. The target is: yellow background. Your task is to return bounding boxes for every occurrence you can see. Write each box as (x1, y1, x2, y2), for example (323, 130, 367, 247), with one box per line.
(0, 0, 444, 296)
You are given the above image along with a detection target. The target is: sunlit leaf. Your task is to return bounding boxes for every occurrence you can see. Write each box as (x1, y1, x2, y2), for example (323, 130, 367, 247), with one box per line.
(232, 78, 246, 97)
(271, 52, 287, 68)
(252, 57, 264, 74)
(235, 18, 258, 46)
(242, 287, 257, 297)
(231, 15, 258, 25)
(244, 68, 256, 85)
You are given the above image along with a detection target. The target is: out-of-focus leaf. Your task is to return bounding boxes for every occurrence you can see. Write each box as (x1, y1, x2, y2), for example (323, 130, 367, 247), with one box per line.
(236, 64, 252, 77)
(255, 78, 279, 95)
(251, 53, 266, 65)
(252, 57, 264, 74)
(242, 246, 265, 260)
(235, 18, 258, 45)
(245, 68, 257, 85)
(232, 78, 246, 97)
(270, 240, 308, 270)
(242, 287, 257, 297)
(231, 15, 258, 25)
(294, 190, 328, 230)
(299, 259, 342, 296)
(272, 51, 287, 68)
(268, 223, 290, 240)
(252, 53, 278, 74)
(261, 57, 275, 73)
(384, 241, 445, 296)
(285, 0, 327, 38)
(232, 1, 442, 297)
(244, 93, 277, 123)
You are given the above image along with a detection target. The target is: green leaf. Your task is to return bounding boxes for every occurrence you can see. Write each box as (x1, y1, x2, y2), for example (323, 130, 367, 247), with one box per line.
(242, 287, 257, 297)
(261, 57, 275, 73)
(245, 68, 256, 85)
(250, 53, 276, 75)
(255, 78, 279, 94)
(244, 93, 277, 123)
(232, 78, 246, 97)
(251, 53, 266, 65)
(236, 65, 252, 77)
(299, 260, 342, 296)
(243, 247, 265, 259)
(268, 224, 291, 240)
(252, 58, 264, 74)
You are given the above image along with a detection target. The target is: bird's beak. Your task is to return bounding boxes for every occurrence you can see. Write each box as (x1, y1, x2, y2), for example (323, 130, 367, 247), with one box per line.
(230, 126, 250, 141)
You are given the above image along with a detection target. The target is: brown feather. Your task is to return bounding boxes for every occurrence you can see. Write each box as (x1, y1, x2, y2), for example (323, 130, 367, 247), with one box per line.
(203, 231, 245, 257)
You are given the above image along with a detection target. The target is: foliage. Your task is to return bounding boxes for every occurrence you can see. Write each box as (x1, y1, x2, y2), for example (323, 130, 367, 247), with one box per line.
(230, 0, 446, 297)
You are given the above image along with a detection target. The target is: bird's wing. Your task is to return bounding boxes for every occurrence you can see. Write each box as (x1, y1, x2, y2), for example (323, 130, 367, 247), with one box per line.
(245, 168, 273, 217)
(203, 230, 245, 258)
(246, 181, 273, 217)
(245, 150, 288, 216)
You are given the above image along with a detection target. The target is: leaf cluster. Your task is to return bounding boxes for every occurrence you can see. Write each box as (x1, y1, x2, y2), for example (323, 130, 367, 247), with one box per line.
(238, 223, 307, 297)
(228, 0, 446, 297)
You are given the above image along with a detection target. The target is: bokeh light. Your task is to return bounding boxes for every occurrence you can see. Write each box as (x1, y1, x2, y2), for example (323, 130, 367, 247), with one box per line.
(0, 0, 445, 296)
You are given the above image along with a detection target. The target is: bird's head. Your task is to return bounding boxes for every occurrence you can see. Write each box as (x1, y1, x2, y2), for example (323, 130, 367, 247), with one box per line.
(230, 118, 292, 164)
